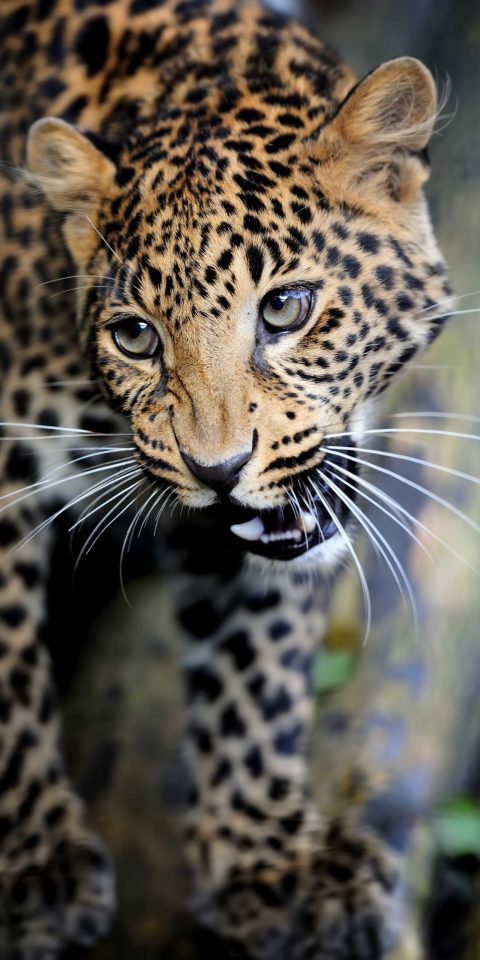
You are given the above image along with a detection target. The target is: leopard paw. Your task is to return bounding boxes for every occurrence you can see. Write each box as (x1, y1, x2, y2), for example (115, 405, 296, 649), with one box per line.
(197, 824, 404, 960)
(0, 832, 115, 959)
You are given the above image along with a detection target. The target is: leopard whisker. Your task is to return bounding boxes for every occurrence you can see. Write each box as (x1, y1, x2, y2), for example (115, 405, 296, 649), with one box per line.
(415, 288, 480, 315)
(326, 444, 480, 487)
(328, 458, 479, 577)
(67, 467, 142, 534)
(323, 464, 433, 563)
(45, 284, 112, 301)
(74, 478, 145, 576)
(392, 411, 480, 424)
(321, 467, 418, 628)
(119, 484, 155, 604)
(85, 215, 126, 267)
(140, 485, 168, 534)
(0, 420, 131, 437)
(416, 307, 480, 323)
(321, 447, 480, 537)
(309, 475, 372, 643)
(11, 465, 142, 556)
(325, 427, 480, 443)
(0, 456, 136, 516)
(154, 487, 178, 534)
(287, 487, 309, 553)
(38, 274, 112, 287)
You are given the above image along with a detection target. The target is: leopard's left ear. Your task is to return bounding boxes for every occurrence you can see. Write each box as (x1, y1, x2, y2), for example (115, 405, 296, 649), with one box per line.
(27, 117, 116, 213)
(325, 57, 437, 203)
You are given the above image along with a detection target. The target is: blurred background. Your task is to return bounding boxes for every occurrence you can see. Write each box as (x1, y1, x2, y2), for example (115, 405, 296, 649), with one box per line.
(48, 0, 480, 956)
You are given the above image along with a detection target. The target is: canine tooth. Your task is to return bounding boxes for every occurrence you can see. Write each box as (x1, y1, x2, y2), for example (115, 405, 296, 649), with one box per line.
(292, 529, 302, 541)
(230, 516, 265, 541)
(299, 509, 316, 534)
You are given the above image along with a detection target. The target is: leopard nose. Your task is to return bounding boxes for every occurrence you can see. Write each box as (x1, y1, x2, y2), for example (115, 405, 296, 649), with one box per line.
(180, 446, 253, 495)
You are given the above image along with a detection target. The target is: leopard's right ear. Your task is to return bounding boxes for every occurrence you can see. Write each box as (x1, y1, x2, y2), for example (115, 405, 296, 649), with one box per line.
(27, 117, 116, 213)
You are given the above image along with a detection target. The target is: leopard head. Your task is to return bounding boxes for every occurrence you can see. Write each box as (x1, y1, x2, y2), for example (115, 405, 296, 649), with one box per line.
(27, 55, 452, 566)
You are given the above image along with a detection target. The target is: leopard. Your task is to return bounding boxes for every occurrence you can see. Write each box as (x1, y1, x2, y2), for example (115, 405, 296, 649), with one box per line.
(0, 0, 457, 957)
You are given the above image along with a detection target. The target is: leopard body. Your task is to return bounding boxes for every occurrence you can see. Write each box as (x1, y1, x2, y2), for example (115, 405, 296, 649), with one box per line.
(0, 1, 454, 956)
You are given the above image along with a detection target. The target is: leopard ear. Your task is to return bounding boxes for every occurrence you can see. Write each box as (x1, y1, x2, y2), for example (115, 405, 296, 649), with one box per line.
(333, 57, 437, 150)
(326, 57, 437, 203)
(27, 117, 115, 213)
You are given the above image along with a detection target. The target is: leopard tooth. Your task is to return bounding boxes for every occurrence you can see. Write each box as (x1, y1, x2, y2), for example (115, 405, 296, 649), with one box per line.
(299, 509, 317, 534)
(230, 516, 265, 541)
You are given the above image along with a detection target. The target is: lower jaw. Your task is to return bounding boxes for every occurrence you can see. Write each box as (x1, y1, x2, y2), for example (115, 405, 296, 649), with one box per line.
(232, 528, 323, 561)
(207, 502, 348, 563)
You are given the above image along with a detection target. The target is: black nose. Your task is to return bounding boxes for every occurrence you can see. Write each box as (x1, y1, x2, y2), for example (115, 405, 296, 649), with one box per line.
(180, 446, 253, 495)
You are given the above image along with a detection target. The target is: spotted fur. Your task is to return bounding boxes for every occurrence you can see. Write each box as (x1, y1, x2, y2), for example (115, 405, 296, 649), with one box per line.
(0, 0, 452, 956)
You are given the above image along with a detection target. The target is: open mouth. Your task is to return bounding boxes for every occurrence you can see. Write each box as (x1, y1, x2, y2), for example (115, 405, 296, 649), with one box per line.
(207, 452, 357, 562)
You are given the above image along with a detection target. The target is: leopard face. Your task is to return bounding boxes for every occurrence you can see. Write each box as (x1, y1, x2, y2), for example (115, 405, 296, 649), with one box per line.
(28, 51, 452, 566)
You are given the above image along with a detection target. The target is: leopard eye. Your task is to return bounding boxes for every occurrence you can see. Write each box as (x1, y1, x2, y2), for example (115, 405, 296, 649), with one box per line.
(111, 317, 161, 359)
(261, 288, 313, 332)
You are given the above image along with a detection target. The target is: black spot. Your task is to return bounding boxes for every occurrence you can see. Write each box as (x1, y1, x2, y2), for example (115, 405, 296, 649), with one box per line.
(244, 745, 263, 778)
(0, 729, 37, 794)
(312, 231, 325, 254)
(0, 342, 12, 373)
(266, 133, 296, 154)
(0, 520, 18, 548)
(231, 790, 266, 823)
(269, 777, 290, 801)
(40, 76, 65, 99)
(5, 444, 38, 483)
(237, 108, 265, 123)
(246, 591, 280, 613)
(11, 389, 30, 417)
(0, 606, 26, 629)
(274, 723, 302, 756)
(343, 255, 361, 279)
(38, 408, 59, 428)
(396, 292, 414, 312)
(211, 757, 231, 787)
(261, 685, 292, 722)
(269, 620, 291, 641)
(376, 265, 395, 289)
(75, 15, 110, 77)
(18, 779, 41, 822)
(221, 703, 246, 737)
(45, 804, 66, 828)
(10, 669, 31, 705)
(221, 630, 255, 671)
(356, 232, 380, 255)
(245, 244, 264, 285)
(179, 599, 221, 640)
(187, 666, 222, 703)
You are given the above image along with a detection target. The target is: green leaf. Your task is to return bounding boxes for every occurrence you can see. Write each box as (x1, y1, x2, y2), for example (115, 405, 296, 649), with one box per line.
(435, 797, 480, 856)
(314, 649, 357, 693)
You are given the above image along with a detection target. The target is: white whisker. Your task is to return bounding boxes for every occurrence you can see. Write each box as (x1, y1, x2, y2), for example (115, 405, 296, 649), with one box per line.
(85, 215, 126, 266)
(322, 468, 418, 628)
(393, 411, 480, 424)
(0, 457, 136, 518)
(416, 290, 480, 315)
(73, 479, 144, 576)
(321, 448, 480, 538)
(330, 459, 479, 577)
(326, 427, 480, 443)
(11, 466, 141, 555)
(326, 444, 480, 487)
(45, 285, 111, 301)
(0, 420, 130, 437)
(38, 274, 111, 287)
(324, 464, 433, 563)
(68, 468, 142, 534)
(309, 475, 372, 643)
